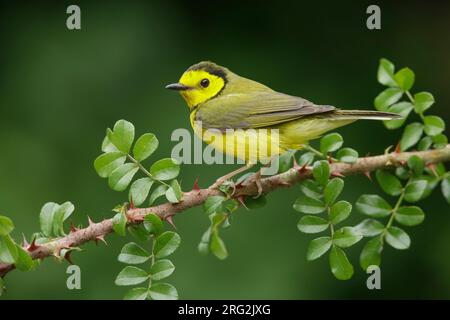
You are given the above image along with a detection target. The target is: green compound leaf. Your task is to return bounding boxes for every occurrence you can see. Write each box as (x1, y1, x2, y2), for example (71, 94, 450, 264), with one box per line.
(150, 259, 175, 281)
(108, 163, 139, 191)
(384, 102, 413, 130)
(431, 163, 446, 177)
(118, 242, 150, 265)
(94, 152, 126, 178)
(128, 225, 150, 242)
(129, 178, 154, 207)
(414, 91, 434, 114)
(204, 195, 226, 215)
(395, 206, 425, 226)
(143, 214, 163, 235)
(115, 266, 148, 286)
(108, 119, 135, 154)
(374, 88, 403, 111)
(324, 178, 344, 206)
(395, 166, 410, 180)
(112, 212, 127, 236)
(15, 245, 33, 271)
(423, 115, 445, 136)
(312, 160, 330, 186)
(210, 232, 228, 260)
(407, 155, 425, 176)
(297, 215, 329, 234)
(376, 170, 403, 196)
(102, 128, 119, 153)
(154, 231, 181, 258)
(377, 58, 396, 87)
(198, 228, 212, 256)
(320, 133, 343, 154)
(360, 236, 383, 271)
(0, 235, 18, 264)
(355, 194, 392, 218)
(354, 219, 384, 237)
(149, 283, 178, 300)
(133, 133, 159, 162)
(293, 195, 326, 214)
(165, 180, 183, 203)
(39, 202, 59, 237)
(298, 152, 315, 166)
(39, 201, 75, 237)
(385, 226, 411, 250)
(417, 136, 433, 151)
(400, 122, 423, 151)
(329, 245, 354, 280)
(277, 150, 295, 173)
(442, 177, 450, 204)
(394, 67, 415, 91)
(332, 227, 363, 248)
(299, 179, 323, 200)
(149, 185, 169, 205)
(0, 216, 14, 236)
(432, 134, 448, 149)
(404, 180, 427, 202)
(336, 148, 358, 163)
(329, 200, 352, 225)
(306, 236, 332, 261)
(150, 158, 180, 181)
(52, 201, 75, 236)
(123, 287, 148, 300)
(420, 174, 440, 199)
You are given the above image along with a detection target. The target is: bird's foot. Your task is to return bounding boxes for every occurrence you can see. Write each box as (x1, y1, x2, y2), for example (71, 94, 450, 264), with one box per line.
(210, 164, 255, 191)
(243, 170, 264, 199)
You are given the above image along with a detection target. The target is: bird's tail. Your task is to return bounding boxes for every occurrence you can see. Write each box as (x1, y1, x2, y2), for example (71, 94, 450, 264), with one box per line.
(331, 109, 402, 121)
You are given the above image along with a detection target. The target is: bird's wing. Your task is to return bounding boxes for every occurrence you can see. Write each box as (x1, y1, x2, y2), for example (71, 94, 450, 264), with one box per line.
(194, 90, 335, 129)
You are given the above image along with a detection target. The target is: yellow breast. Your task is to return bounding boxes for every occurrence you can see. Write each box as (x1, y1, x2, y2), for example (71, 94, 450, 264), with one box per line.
(190, 110, 283, 163)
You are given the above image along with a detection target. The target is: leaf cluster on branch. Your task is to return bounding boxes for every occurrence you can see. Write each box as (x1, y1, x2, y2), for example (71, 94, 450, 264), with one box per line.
(0, 58, 449, 299)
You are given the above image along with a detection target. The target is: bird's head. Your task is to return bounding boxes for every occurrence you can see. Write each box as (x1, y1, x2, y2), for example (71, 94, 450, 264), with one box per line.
(166, 61, 228, 109)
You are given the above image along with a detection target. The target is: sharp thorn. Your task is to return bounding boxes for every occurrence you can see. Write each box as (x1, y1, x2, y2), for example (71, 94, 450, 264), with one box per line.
(164, 215, 177, 230)
(95, 235, 107, 246)
(331, 171, 345, 178)
(297, 163, 308, 175)
(292, 156, 299, 168)
(129, 196, 135, 210)
(87, 216, 95, 226)
(192, 177, 200, 191)
(236, 195, 249, 210)
(394, 143, 401, 154)
(28, 237, 40, 252)
(363, 171, 372, 181)
(70, 222, 79, 233)
(426, 163, 438, 177)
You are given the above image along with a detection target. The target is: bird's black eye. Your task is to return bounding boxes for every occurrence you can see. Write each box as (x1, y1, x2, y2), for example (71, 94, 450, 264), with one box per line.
(200, 78, 210, 88)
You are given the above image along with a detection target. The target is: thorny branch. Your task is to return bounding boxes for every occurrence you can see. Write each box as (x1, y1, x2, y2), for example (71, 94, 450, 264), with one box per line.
(1, 145, 449, 278)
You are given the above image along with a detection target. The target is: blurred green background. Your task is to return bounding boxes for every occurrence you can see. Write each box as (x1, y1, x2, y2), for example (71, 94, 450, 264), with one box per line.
(1, 1, 449, 299)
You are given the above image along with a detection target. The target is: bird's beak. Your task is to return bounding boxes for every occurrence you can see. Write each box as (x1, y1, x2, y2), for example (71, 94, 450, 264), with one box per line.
(165, 83, 191, 91)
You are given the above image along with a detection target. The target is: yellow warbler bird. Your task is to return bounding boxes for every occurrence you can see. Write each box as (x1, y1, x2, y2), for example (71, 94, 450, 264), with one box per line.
(166, 61, 400, 185)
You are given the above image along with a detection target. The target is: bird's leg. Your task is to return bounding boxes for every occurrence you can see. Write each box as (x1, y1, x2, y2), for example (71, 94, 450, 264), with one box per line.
(244, 155, 278, 198)
(249, 170, 263, 198)
(210, 163, 255, 190)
